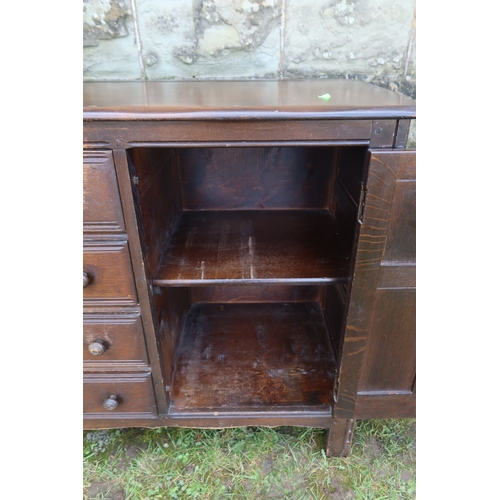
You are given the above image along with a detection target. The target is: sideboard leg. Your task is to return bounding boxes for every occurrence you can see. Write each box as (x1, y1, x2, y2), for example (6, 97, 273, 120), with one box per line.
(326, 418, 356, 457)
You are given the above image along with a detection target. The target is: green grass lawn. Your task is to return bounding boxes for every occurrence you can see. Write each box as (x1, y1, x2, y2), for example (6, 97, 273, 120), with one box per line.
(83, 419, 415, 500)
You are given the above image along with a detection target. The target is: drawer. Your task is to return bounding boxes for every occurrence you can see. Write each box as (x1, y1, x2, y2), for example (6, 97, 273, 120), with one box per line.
(83, 373, 157, 415)
(83, 312, 148, 366)
(83, 150, 125, 233)
(83, 241, 137, 306)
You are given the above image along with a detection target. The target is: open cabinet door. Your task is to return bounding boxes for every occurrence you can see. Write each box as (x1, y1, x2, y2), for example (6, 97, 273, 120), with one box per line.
(328, 149, 415, 455)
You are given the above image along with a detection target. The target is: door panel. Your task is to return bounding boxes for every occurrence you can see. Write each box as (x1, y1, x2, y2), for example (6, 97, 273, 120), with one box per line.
(358, 288, 416, 394)
(334, 149, 416, 419)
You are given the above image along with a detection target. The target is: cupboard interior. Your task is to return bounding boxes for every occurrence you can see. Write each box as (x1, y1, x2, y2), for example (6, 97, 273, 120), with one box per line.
(128, 145, 368, 415)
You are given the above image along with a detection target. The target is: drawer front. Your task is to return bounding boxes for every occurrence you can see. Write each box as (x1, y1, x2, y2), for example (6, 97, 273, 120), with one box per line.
(83, 373, 157, 415)
(83, 313, 148, 366)
(83, 150, 125, 233)
(83, 241, 137, 306)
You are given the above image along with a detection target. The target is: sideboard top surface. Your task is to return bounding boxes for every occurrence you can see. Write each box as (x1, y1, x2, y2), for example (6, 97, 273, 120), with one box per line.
(83, 79, 415, 121)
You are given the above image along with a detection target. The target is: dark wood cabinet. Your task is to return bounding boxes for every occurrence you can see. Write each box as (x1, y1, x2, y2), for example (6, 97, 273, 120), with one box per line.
(83, 80, 415, 456)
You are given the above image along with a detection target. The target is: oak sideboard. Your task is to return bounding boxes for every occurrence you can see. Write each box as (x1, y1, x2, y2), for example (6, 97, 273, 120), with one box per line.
(83, 79, 416, 456)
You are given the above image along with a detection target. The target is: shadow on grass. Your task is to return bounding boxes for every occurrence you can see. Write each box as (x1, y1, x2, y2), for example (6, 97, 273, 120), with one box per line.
(84, 419, 415, 500)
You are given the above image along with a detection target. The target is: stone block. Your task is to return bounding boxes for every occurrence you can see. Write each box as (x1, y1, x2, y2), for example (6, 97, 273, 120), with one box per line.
(285, 0, 415, 95)
(83, 0, 141, 79)
(136, 0, 281, 79)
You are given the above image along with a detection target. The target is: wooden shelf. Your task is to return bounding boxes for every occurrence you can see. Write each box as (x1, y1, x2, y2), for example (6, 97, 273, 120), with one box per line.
(154, 210, 351, 286)
(169, 303, 336, 415)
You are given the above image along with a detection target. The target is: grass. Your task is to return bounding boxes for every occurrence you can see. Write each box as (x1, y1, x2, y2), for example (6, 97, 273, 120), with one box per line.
(83, 419, 415, 500)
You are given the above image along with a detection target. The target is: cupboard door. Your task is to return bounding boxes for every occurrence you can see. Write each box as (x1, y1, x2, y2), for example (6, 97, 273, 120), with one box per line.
(334, 150, 416, 419)
(356, 150, 415, 417)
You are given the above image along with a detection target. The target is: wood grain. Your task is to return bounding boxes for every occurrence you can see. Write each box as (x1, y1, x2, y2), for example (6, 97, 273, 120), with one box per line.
(83, 241, 137, 306)
(154, 210, 351, 286)
(83, 80, 415, 121)
(190, 285, 322, 304)
(354, 393, 415, 419)
(83, 312, 149, 368)
(83, 372, 157, 416)
(128, 148, 182, 278)
(83, 150, 125, 233)
(383, 181, 416, 264)
(178, 147, 336, 211)
(333, 150, 414, 418)
(358, 288, 416, 393)
(169, 303, 336, 414)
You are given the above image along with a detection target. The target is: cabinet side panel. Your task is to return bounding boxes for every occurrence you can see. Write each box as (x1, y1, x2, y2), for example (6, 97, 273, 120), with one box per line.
(323, 284, 347, 361)
(357, 288, 416, 393)
(156, 287, 190, 387)
(128, 148, 182, 278)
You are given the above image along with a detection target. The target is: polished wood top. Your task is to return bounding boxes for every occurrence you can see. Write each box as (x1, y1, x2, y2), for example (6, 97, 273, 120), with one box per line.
(83, 79, 415, 121)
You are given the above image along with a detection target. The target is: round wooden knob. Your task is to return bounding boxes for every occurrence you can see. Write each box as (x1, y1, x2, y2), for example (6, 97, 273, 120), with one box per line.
(103, 395, 119, 411)
(83, 271, 90, 289)
(88, 340, 106, 356)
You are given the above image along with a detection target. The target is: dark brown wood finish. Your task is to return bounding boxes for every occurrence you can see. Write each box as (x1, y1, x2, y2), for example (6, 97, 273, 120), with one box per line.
(382, 178, 416, 264)
(154, 287, 190, 388)
(84, 413, 334, 430)
(190, 285, 322, 304)
(355, 150, 416, 416)
(326, 418, 356, 457)
(83, 312, 149, 368)
(83, 150, 125, 234)
(177, 147, 337, 211)
(83, 241, 137, 306)
(378, 265, 416, 288)
(357, 288, 416, 393)
(354, 393, 415, 419)
(84, 120, 373, 147)
(154, 210, 351, 286)
(112, 149, 170, 414)
(83, 372, 157, 416)
(370, 120, 398, 148)
(333, 150, 416, 419)
(127, 148, 182, 278)
(169, 303, 336, 414)
(83, 80, 416, 456)
(83, 80, 415, 121)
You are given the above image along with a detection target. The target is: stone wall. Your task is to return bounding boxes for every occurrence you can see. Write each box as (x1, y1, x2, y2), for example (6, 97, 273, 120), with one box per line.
(83, 0, 416, 99)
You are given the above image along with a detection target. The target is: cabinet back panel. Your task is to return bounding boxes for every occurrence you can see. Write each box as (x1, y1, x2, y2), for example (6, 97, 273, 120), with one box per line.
(190, 285, 322, 304)
(178, 147, 336, 211)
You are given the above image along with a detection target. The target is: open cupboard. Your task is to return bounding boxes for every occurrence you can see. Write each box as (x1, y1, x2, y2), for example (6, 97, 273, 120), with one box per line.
(83, 80, 416, 456)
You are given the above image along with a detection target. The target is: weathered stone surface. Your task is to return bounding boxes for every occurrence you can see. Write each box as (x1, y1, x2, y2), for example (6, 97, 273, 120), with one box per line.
(83, 0, 141, 79)
(83, 0, 133, 47)
(285, 0, 415, 97)
(82, 0, 416, 99)
(83, 16, 141, 80)
(136, 0, 281, 79)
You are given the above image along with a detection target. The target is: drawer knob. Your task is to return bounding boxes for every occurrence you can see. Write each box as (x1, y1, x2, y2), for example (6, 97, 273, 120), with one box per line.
(88, 340, 107, 356)
(83, 271, 90, 289)
(103, 395, 119, 411)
